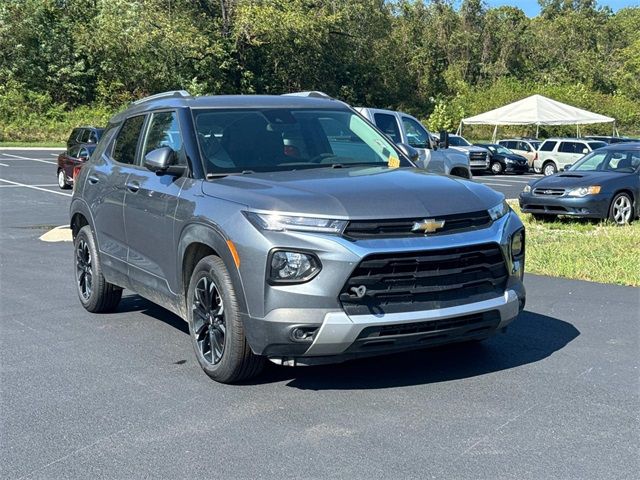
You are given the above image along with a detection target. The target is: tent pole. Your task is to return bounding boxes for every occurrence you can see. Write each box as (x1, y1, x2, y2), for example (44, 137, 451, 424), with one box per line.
(536, 124, 539, 139)
(456, 121, 462, 136)
(492, 125, 498, 143)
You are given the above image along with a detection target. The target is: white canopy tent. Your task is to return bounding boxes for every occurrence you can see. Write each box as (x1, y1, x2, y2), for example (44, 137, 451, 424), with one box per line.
(457, 94, 616, 141)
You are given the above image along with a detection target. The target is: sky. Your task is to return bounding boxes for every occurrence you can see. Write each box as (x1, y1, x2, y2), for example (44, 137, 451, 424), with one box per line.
(485, 1, 639, 17)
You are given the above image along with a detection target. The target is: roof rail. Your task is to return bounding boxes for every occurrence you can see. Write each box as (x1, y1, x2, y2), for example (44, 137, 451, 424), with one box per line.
(282, 91, 332, 99)
(132, 90, 191, 105)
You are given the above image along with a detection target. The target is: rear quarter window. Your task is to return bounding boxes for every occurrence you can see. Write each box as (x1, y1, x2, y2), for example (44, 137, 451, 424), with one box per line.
(539, 141, 556, 152)
(112, 115, 146, 165)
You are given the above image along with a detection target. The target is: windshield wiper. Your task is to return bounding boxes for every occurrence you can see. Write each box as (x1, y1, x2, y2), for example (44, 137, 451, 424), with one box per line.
(206, 170, 254, 180)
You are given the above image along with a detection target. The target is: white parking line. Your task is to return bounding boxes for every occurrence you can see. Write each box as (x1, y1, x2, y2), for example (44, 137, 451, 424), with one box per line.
(0, 178, 72, 196)
(1, 153, 57, 165)
(0, 163, 8, 167)
(475, 181, 512, 187)
(0, 183, 59, 187)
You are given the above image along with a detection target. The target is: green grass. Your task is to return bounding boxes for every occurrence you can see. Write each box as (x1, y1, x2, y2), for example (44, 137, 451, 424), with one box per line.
(509, 201, 640, 286)
(0, 141, 65, 148)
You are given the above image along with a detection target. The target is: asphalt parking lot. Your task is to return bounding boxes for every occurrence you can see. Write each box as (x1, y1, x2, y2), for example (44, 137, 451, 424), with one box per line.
(1, 148, 638, 479)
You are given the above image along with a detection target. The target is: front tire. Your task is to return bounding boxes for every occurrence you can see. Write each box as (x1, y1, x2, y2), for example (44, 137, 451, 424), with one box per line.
(187, 255, 264, 383)
(74, 226, 122, 312)
(490, 161, 504, 175)
(608, 193, 634, 225)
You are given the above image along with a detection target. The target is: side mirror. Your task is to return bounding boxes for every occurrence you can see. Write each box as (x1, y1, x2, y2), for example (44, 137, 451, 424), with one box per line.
(439, 130, 449, 149)
(143, 147, 186, 176)
(396, 143, 420, 163)
(562, 163, 573, 171)
(582, 148, 589, 154)
(78, 156, 88, 162)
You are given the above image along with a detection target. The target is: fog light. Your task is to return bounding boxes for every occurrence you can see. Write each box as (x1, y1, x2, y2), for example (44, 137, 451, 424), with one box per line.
(269, 251, 321, 284)
(511, 229, 524, 258)
(290, 326, 319, 342)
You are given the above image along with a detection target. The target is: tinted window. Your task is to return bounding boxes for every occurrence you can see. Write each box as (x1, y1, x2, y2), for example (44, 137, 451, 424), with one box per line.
(373, 113, 401, 144)
(401, 117, 430, 148)
(530, 141, 541, 150)
(142, 111, 185, 165)
(449, 136, 471, 147)
(539, 141, 557, 152)
(518, 141, 531, 152)
(79, 129, 91, 143)
(194, 108, 405, 173)
(588, 141, 607, 151)
(68, 145, 81, 158)
(502, 141, 516, 149)
(112, 115, 145, 165)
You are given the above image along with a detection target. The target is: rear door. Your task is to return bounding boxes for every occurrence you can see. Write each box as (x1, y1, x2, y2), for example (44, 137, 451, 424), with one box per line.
(123, 110, 186, 298)
(85, 115, 146, 281)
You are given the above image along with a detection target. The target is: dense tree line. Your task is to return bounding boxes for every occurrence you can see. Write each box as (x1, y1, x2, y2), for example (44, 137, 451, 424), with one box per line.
(1, 0, 638, 142)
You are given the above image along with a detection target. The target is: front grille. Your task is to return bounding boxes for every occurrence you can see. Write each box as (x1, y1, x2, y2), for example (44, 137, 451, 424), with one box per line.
(340, 243, 508, 315)
(469, 151, 487, 164)
(344, 311, 502, 354)
(343, 210, 492, 240)
(533, 187, 565, 196)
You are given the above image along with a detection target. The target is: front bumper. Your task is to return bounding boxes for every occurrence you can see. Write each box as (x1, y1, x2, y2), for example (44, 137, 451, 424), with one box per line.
(237, 210, 526, 364)
(505, 163, 528, 173)
(519, 192, 610, 218)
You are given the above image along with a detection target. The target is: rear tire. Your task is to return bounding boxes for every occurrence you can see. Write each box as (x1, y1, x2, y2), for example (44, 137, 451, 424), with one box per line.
(608, 192, 634, 225)
(74, 225, 122, 312)
(58, 169, 70, 189)
(543, 161, 557, 176)
(187, 255, 264, 383)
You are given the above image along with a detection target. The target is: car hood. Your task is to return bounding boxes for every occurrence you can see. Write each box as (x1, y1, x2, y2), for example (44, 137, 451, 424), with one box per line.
(500, 153, 528, 163)
(531, 171, 629, 189)
(202, 167, 502, 219)
(451, 145, 487, 154)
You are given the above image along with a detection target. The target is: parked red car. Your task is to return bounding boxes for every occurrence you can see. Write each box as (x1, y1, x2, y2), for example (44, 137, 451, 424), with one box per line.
(57, 144, 95, 189)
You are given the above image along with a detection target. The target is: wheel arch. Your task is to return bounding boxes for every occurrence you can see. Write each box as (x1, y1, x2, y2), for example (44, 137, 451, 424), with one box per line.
(177, 222, 249, 316)
(70, 198, 95, 239)
(449, 166, 471, 179)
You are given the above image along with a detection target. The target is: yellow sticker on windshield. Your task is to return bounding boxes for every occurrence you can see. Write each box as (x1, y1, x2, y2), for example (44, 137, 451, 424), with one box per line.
(388, 156, 400, 168)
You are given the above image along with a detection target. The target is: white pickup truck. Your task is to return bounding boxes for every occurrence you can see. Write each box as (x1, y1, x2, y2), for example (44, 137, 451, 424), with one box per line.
(355, 107, 472, 178)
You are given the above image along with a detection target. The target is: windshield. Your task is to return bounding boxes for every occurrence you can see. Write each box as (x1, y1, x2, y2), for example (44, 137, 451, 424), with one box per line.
(449, 136, 471, 147)
(193, 108, 409, 174)
(588, 141, 607, 151)
(570, 149, 640, 173)
(488, 145, 512, 155)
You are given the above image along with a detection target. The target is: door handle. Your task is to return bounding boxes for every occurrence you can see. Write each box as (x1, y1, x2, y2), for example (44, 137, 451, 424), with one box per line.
(126, 180, 140, 193)
(88, 175, 99, 184)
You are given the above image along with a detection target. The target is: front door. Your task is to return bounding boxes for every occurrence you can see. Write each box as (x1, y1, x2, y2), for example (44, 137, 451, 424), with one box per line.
(123, 110, 186, 298)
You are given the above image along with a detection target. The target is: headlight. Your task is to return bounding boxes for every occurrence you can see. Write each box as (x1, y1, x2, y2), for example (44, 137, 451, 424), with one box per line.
(523, 185, 531, 193)
(269, 250, 321, 283)
(566, 186, 601, 197)
(244, 212, 347, 234)
(488, 200, 510, 221)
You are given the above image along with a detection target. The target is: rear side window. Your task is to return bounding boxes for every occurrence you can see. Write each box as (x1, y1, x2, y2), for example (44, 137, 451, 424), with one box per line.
(142, 111, 185, 165)
(539, 141, 556, 152)
(373, 113, 401, 144)
(112, 115, 146, 165)
(517, 141, 531, 152)
(588, 141, 607, 151)
(502, 140, 516, 149)
(559, 142, 579, 153)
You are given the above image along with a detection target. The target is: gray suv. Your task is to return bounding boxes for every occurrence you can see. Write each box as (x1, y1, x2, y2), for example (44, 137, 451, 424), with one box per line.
(71, 91, 526, 383)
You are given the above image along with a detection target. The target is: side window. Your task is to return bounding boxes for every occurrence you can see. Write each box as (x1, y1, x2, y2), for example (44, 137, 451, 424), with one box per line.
(373, 113, 401, 144)
(560, 142, 582, 154)
(88, 131, 98, 143)
(112, 115, 146, 165)
(540, 141, 557, 152)
(78, 147, 90, 159)
(401, 116, 430, 148)
(142, 111, 185, 165)
(68, 145, 80, 158)
(79, 129, 91, 143)
(506, 141, 517, 149)
(518, 141, 531, 152)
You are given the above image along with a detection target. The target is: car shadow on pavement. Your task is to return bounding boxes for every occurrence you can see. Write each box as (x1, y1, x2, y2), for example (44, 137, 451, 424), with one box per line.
(254, 310, 580, 390)
(117, 295, 189, 334)
(115, 296, 579, 390)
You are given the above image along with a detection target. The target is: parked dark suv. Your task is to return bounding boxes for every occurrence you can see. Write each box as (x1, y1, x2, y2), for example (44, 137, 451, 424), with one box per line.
(70, 90, 526, 383)
(66, 126, 104, 149)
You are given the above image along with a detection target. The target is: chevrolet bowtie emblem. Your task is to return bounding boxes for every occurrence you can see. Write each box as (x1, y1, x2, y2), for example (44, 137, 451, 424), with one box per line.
(411, 218, 446, 234)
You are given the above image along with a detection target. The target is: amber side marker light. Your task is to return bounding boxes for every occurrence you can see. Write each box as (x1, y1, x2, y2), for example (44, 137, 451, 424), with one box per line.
(227, 240, 240, 269)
